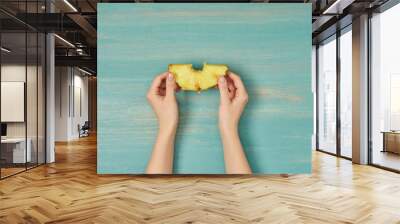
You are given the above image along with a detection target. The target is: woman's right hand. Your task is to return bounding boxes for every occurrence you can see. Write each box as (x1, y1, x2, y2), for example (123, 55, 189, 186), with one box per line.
(217, 71, 252, 174)
(217, 71, 249, 134)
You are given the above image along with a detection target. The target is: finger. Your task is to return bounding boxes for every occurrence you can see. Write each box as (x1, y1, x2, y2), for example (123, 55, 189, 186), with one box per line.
(149, 72, 169, 96)
(158, 86, 166, 92)
(227, 80, 236, 92)
(165, 72, 176, 99)
(159, 80, 166, 89)
(218, 76, 230, 103)
(227, 71, 247, 96)
(158, 86, 166, 95)
(228, 89, 235, 100)
(159, 89, 166, 96)
(226, 80, 235, 100)
(225, 74, 234, 84)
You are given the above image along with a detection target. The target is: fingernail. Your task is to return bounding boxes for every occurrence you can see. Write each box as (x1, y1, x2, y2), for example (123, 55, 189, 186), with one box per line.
(168, 73, 174, 81)
(219, 77, 226, 84)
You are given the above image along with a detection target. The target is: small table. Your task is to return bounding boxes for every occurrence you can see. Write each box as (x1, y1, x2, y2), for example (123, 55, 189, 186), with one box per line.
(381, 131, 400, 154)
(1, 138, 31, 163)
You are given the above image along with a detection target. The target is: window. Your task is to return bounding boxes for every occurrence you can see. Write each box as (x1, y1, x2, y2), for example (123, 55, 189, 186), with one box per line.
(0, 1, 47, 179)
(317, 36, 337, 154)
(339, 27, 352, 158)
(371, 3, 400, 171)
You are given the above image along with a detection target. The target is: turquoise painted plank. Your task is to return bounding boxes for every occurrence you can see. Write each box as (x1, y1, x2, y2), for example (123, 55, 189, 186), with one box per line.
(97, 3, 312, 174)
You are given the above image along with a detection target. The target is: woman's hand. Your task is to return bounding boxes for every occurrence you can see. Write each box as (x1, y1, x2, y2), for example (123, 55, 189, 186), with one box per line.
(217, 71, 252, 174)
(218, 71, 249, 133)
(146, 72, 179, 174)
(146, 72, 179, 133)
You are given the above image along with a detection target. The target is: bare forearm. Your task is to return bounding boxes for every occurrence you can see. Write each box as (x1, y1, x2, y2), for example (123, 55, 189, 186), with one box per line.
(220, 128, 252, 174)
(146, 127, 176, 174)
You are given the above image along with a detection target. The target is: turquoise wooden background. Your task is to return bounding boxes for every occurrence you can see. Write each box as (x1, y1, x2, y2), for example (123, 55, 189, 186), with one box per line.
(98, 3, 312, 174)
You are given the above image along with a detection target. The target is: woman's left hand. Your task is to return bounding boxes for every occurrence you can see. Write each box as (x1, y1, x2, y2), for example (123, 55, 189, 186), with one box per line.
(146, 72, 179, 133)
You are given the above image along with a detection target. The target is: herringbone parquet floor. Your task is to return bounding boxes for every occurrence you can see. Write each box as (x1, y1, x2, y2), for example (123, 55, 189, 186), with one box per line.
(1, 135, 400, 224)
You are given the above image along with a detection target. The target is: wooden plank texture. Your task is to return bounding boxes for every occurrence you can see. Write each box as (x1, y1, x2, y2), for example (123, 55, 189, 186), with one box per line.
(97, 4, 312, 174)
(1, 136, 400, 223)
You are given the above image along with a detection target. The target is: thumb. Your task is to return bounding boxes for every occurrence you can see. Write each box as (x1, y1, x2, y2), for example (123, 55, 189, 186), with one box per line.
(166, 72, 176, 99)
(218, 76, 229, 104)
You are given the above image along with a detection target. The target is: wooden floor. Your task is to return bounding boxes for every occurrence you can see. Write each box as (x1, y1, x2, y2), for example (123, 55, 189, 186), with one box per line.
(1, 167, 26, 178)
(373, 150, 400, 171)
(1, 135, 400, 224)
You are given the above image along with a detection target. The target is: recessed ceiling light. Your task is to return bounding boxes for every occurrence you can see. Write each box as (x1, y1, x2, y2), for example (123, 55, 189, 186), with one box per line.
(1, 47, 11, 53)
(323, 0, 354, 15)
(63, 0, 78, 12)
(78, 67, 93, 76)
(54, 34, 75, 48)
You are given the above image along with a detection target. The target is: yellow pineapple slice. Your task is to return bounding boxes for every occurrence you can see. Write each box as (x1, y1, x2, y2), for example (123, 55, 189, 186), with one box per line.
(168, 64, 198, 90)
(168, 63, 228, 91)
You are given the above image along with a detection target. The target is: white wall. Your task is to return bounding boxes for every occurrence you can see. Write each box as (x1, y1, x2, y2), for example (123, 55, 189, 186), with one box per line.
(71, 73, 89, 138)
(1, 63, 46, 164)
(1, 65, 27, 140)
(55, 67, 70, 141)
(55, 67, 89, 141)
(1, 82, 25, 122)
(1, 64, 42, 137)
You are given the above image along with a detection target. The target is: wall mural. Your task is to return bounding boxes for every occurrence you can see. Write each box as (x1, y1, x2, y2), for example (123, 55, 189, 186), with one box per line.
(98, 3, 312, 174)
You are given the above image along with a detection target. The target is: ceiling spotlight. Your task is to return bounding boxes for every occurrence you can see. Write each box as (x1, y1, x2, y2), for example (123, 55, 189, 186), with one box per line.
(76, 48, 84, 55)
(54, 34, 75, 48)
(322, 0, 354, 15)
(78, 67, 93, 76)
(1, 47, 11, 53)
(63, 0, 78, 12)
